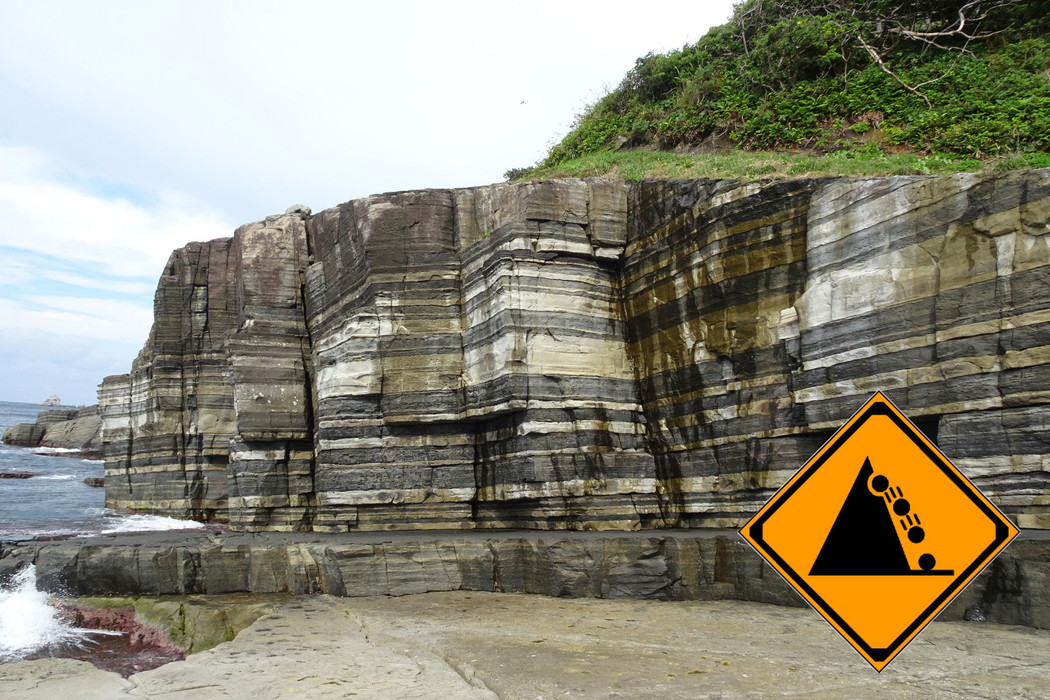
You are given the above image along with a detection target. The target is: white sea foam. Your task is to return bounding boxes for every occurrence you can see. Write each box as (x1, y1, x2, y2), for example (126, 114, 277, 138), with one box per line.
(32, 447, 84, 455)
(95, 512, 206, 534)
(34, 474, 76, 481)
(0, 564, 121, 662)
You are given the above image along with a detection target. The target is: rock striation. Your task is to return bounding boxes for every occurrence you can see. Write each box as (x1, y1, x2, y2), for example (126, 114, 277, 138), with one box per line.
(3, 406, 102, 457)
(99, 209, 313, 526)
(99, 170, 1050, 531)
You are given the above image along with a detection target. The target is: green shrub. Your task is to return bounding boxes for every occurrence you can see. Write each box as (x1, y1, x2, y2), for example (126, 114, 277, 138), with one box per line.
(537, 0, 1050, 169)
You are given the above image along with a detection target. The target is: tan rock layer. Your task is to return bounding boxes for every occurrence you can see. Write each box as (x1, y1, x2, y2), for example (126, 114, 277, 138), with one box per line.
(99, 171, 1050, 531)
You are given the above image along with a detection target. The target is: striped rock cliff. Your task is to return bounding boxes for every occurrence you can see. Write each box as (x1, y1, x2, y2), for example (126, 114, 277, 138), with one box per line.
(99, 169, 1050, 531)
(100, 207, 313, 527)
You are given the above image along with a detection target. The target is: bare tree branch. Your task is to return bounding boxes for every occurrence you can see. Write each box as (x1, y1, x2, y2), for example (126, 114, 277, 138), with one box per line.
(857, 36, 934, 108)
(893, 0, 1020, 52)
(851, 0, 1019, 107)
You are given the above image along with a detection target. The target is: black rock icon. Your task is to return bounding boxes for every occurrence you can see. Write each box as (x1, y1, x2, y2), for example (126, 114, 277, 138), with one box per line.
(810, 458, 952, 576)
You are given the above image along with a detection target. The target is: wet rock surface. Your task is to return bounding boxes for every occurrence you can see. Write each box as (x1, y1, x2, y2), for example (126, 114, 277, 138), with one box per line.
(3, 592, 1049, 699)
(25, 601, 185, 678)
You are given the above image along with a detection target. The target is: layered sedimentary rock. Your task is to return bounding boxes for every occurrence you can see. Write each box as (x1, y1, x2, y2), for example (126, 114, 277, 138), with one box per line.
(305, 183, 654, 531)
(100, 170, 1050, 531)
(3, 406, 102, 455)
(41, 406, 102, 455)
(2, 421, 45, 447)
(99, 239, 238, 522)
(3, 408, 76, 446)
(100, 208, 313, 526)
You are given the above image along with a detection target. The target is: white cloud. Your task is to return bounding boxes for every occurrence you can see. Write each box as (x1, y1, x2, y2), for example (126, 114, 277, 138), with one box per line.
(0, 1, 739, 218)
(0, 328, 144, 405)
(36, 271, 156, 296)
(0, 0, 742, 403)
(0, 297, 153, 344)
(0, 250, 157, 295)
(0, 254, 38, 286)
(0, 145, 228, 401)
(0, 145, 233, 278)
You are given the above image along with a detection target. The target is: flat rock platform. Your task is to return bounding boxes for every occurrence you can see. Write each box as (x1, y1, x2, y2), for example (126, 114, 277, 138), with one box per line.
(3, 591, 1050, 699)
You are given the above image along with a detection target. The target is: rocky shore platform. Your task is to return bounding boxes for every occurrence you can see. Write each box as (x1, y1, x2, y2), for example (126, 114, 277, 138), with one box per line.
(4, 592, 1050, 699)
(1, 529, 1048, 627)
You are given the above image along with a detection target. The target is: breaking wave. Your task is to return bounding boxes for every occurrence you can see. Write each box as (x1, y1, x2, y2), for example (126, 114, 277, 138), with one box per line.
(0, 565, 122, 662)
(95, 511, 206, 535)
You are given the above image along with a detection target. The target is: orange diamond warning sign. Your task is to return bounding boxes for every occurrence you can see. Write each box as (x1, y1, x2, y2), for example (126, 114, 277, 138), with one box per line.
(740, 391, 1019, 671)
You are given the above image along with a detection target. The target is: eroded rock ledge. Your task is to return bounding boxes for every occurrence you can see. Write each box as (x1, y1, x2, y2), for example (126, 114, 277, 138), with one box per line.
(1, 530, 1047, 630)
(98, 171, 1050, 532)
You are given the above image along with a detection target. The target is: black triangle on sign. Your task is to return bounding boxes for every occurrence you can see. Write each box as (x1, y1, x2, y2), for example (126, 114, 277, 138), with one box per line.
(809, 458, 912, 575)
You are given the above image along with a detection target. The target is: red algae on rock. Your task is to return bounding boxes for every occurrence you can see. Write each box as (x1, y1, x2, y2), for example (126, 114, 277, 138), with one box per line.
(52, 603, 185, 677)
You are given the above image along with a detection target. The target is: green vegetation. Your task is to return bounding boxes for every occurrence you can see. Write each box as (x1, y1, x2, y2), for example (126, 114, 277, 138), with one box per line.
(509, 0, 1050, 181)
(530, 149, 960, 180)
(525, 148, 1050, 182)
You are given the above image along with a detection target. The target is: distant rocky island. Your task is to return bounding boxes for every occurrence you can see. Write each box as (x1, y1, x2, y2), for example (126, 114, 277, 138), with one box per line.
(90, 169, 1050, 534)
(40, 395, 63, 406)
(2, 405, 102, 458)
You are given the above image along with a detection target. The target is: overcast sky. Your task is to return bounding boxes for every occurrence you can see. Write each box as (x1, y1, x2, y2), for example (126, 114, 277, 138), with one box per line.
(0, 0, 738, 406)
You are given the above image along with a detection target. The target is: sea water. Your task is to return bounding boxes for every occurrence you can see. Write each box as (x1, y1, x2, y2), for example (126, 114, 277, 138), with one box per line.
(1, 400, 208, 663)
(0, 400, 205, 539)
(0, 564, 122, 662)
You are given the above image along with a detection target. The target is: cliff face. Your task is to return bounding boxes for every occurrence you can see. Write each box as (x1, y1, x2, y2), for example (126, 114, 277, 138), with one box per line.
(100, 210, 313, 526)
(100, 170, 1050, 531)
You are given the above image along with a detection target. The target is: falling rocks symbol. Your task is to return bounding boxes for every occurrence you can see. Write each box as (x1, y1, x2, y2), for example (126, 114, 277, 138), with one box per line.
(739, 391, 1019, 672)
(809, 458, 911, 575)
(809, 458, 953, 576)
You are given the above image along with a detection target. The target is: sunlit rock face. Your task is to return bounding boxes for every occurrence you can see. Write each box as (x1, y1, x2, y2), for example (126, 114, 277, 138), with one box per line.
(99, 170, 1050, 531)
(792, 172, 1050, 529)
(305, 182, 656, 531)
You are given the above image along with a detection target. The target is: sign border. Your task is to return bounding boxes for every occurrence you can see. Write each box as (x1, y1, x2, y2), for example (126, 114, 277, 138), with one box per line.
(740, 391, 1019, 671)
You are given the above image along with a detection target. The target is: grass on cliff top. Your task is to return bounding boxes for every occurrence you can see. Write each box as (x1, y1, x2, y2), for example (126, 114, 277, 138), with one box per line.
(536, 1, 1050, 167)
(516, 148, 1050, 183)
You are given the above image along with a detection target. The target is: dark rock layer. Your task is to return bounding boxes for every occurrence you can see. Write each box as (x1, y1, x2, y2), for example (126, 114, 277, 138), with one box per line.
(98, 171, 1050, 531)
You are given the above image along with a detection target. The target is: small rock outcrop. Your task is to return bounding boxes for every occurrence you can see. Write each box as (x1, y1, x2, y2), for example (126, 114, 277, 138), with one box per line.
(98, 171, 1050, 532)
(2, 422, 46, 447)
(3, 405, 103, 457)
